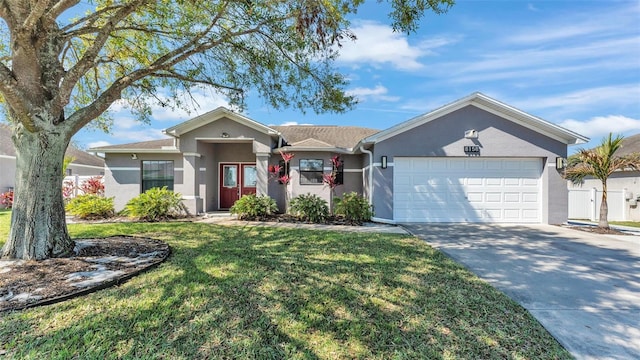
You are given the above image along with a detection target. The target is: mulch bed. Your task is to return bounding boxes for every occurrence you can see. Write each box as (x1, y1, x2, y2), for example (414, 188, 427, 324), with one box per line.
(0, 236, 170, 312)
(564, 225, 629, 235)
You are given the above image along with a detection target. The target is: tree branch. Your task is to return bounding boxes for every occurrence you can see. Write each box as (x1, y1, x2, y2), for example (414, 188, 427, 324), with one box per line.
(22, 0, 49, 29)
(46, 0, 80, 20)
(56, 0, 149, 112)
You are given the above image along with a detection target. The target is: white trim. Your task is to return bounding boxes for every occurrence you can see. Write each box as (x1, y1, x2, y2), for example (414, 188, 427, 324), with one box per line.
(199, 167, 207, 171)
(274, 146, 354, 154)
(372, 217, 397, 225)
(92, 148, 180, 154)
(195, 137, 254, 143)
(183, 152, 201, 157)
(67, 163, 104, 170)
(108, 167, 140, 171)
(372, 162, 394, 168)
(164, 107, 280, 137)
(343, 169, 362, 173)
(0, 155, 15, 159)
(174, 168, 184, 171)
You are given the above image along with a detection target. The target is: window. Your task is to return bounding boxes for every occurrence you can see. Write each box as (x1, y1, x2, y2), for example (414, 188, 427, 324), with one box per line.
(300, 159, 324, 184)
(335, 161, 344, 185)
(142, 160, 174, 192)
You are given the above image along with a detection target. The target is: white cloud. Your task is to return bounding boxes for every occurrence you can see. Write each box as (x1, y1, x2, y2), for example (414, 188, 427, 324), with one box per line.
(109, 87, 233, 123)
(272, 121, 314, 126)
(337, 21, 426, 71)
(558, 115, 640, 138)
(112, 128, 166, 142)
(346, 85, 399, 102)
(86, 140, 112, 148)
(114, 117, 139, 130)
(514, 85, 640, 112)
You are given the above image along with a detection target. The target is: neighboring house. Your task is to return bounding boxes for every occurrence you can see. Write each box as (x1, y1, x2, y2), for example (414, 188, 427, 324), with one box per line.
(0, 123, 105, 193)
(90, 92, 588, 224)
(568, 133, 640, 221)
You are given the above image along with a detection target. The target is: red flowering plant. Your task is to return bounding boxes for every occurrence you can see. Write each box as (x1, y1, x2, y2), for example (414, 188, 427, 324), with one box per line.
(269, 150, 294, 212)
(80, 176, 105, 196)
(62, 179, 76, 201)
(0, 189, 14, 209)
(323, 154, 343, 213)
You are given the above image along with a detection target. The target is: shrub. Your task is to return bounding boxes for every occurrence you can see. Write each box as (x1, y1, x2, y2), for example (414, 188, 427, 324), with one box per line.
(65, 194, 114, 219)
(289, 193, 329, 223)
(0, 190, 14, 209)
(125, 187, 187, 221)
(230, 194, 278, 220)
(334, 192, 373, 224)
(80, 176, 105, 196)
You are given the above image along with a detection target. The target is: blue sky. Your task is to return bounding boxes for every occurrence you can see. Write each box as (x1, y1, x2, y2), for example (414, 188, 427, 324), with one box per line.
(75, 0, 640, 152)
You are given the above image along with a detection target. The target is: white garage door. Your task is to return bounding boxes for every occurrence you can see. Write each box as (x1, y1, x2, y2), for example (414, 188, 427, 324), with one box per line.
(394, 158, 542, 223)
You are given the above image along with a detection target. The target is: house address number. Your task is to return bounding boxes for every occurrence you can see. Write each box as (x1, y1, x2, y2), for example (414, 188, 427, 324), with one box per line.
(464, 146, 480, 153)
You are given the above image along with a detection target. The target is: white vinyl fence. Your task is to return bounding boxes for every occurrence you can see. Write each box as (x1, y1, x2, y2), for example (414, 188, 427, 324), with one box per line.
(568, 188, 627, 221)
(63, 175, 104, 198)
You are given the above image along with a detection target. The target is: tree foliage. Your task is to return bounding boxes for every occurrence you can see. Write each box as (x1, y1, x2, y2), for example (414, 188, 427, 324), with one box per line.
(564, 133, 640, 229)
(0, 0, 453, 260)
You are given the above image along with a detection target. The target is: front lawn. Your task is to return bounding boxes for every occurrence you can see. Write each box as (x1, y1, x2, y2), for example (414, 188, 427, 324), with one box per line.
(0, 215, 571, 359)
(610, 221, 640, 228)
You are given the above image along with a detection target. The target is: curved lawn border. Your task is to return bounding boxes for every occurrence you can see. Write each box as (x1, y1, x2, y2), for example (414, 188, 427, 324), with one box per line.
(1, 236, 171, 313)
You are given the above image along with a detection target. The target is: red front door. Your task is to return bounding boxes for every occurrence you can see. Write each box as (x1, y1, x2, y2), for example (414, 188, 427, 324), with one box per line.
(219, 163, 257, 209)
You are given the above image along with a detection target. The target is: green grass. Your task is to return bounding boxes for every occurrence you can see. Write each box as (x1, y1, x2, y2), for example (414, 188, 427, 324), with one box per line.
(610, 221, 640, 228)
(0, 214, 571, 359)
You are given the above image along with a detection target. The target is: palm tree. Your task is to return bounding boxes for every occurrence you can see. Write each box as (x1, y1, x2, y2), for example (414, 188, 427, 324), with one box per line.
(564, 133, 640, 229)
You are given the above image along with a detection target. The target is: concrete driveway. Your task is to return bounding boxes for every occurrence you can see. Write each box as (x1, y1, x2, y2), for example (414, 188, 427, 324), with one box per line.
(402, 223, 640, 360)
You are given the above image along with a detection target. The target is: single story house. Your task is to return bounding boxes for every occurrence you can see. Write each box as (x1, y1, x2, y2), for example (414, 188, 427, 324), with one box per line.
(568, 133, 640, 221)
(91, 92, 588, 224)
(0, 123, 105, 193)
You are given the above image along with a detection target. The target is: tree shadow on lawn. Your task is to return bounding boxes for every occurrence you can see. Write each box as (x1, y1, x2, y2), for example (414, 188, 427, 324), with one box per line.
(0, 223, 570, 359)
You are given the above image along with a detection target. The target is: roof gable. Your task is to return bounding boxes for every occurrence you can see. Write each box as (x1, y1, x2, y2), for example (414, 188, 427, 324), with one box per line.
(163, 107, 279, 137)
(273, 125, 379, 151)
(617, 133, 640, 156)
(362, 92, 589, 145)
(89, 138, 177, 153)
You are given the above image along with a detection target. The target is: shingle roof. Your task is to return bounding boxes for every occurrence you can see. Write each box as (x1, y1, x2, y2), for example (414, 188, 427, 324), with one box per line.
(617, 133, 640, 157)
(90, 138, 174, 151)
(0, 123, 104, 167)
(272, 125, 379, 150)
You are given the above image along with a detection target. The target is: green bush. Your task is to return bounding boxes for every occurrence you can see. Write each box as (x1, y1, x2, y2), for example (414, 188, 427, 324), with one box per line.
(124, 187, 187, 221)
(230, 194, 278, 220)
(65, 194, 115, 219)
(334, 192, 373, 224)
(289, 193, 329, 223)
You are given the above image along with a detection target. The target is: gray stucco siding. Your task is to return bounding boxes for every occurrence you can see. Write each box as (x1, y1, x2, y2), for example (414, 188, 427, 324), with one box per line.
(268, 152, 365, 210)
(104, 153, 183, 211)
(370, 105, 569, 224)
(178, 117, 274, 153)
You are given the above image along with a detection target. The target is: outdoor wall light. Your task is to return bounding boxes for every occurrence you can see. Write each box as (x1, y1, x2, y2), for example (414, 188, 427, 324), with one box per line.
(381, 156, 388, 169)
(555, 157, 566, 170)
(221, 132, 230, 138)
(464, 129, 478, 139)
(131, 153, 138, 160)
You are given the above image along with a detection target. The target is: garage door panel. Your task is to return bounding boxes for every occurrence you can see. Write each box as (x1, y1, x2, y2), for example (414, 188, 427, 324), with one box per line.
(394, 158, 541, 223)
(486, 178, 502, 186)
(523, 193, 538, 202)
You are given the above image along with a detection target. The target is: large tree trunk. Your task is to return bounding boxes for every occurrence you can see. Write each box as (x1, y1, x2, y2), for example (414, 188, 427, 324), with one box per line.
(1, 127, 74, 260)
(598, 181, 610, 230)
